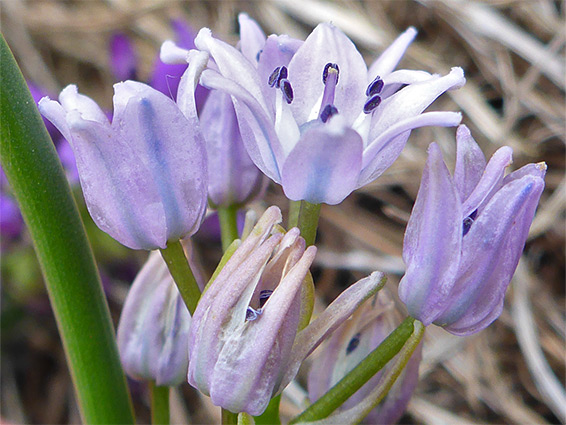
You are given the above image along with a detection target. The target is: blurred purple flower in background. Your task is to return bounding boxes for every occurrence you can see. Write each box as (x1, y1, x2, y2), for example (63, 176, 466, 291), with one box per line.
(308, 289, 422, 424)
(399, 125, 546, 335)
(174, 16, 464, 204)
(188, 206, 386, 415)
(109, 33, 139, 81)
(38, 73, 208, 250)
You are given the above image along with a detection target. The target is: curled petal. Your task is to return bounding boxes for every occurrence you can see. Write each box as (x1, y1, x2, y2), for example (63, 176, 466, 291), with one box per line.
(368, 27, 418, 80)
(398, 143, 462, 325)
(238, 13, 266, 64)
(58, 85, 108, 124)
(281, 117, 364, 205)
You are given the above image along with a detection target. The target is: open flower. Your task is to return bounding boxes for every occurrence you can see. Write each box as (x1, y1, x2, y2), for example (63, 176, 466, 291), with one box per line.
(38, 53, 208, 250)
(165, 16, 464, 204)
(399, 125, 546, 335)
(308, 289, 421, 424)
(117, 241, 204, 386)
(188, 206, 386, 415)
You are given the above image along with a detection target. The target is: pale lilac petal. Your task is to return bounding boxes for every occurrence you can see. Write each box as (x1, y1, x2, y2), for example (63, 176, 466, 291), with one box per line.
(280, 117, 363, 205)
(177, 50, 209, 127)
(160, 41, 191, 64)
(358, 111, 462, 187)
(503, 162, 547, 184)
(287, 23, 367, 126)
(200, 69, 284, 182)
(195, 28, 270, 113)
(238, 13, 266, 64)
(38, 97, 74, 142)
(453, 125, 487, 201)
(435, 175, 545, 334)
(461, 145, 513, 217)
(370, 67, 465, 137)
(277, 271, 386, 394)
(109, 33, 138, 81)
(58, 85, 109, 124)
(398, 143, 462, 326)
(368, 27, 418, 81)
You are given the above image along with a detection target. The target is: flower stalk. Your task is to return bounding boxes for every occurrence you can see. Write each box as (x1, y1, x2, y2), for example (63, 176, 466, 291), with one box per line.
(218, 205, 240, 251)
(290, 317, 419, 423)
(150, 383, 170, 425)
(159, 241, 201, 315)
(288, 200, 321, 246)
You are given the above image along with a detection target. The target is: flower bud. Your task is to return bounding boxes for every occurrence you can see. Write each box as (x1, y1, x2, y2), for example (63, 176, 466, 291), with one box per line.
(399, 125, 546, 335)
(308, 289, 421, 424)
(188, 206, 386, 415)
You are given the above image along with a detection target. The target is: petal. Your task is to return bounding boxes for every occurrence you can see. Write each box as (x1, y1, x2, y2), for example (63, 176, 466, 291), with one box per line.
(195, 28, 270, 113)
(113, 81, 208, 243)
(379, 69, 434, 100)
(358, 111, 462, 187)
(367, 27, 418, 80)
(287, 23, 368, 126)
(453, 125, 487, 201)
(277, 271, 386, 394)
(38, 97, 74, 142)
(200, 69, 284, 182)
(398, 143, 462, 325)
(58, 84, 109, 124)
(280, 118, 363, 205)
(160, 40, 191, 64)
(435, 174, 545, 335)
(369, 67, 465, 137)
(461, 145, 513, 217)
(238, 13, 266, 64)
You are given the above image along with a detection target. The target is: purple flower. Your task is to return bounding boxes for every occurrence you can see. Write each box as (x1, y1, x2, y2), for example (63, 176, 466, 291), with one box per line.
(0, 193, 23, 240)
(399, 125, 546, 335)
(38, 57, 208, 250)
(109, 33, 138, 81)
(199, 89, 267, 207)
(168, 17, 464, 204)
(308, 289, 421, 424)
(117, 241, 204, 385)
(188, 206, 385, 415)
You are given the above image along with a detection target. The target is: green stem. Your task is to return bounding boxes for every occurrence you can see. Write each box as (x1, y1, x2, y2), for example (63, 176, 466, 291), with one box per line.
(217, 205, 240, 252)
(0, 35, 134, 424)
(290, 317, 417, 423)
(288, 200, 321, 246)
(222, 408, 239, 425)
(159, 241, 201, 315)
(150, 382, 170, 425)
(254, 394, 281, 424)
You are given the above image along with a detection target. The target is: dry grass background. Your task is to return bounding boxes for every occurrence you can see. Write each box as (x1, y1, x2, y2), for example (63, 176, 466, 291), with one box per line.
(1, 0, 564, 424)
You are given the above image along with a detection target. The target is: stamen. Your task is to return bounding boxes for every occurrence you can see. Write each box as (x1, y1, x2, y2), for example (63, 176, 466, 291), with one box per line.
(280, 78, 294, 104)
(363, 94, 381, 114)
(462, 210, 478, 236)
(268, 66, 288, 88)
(346, 333, 361, 354)
(320, 104, 339, 123)
(245, 307, 262, 322)
(259, 290, 273, 308)
(322, 63, 339, 85)
(366, 76, 384, 97)
(256, 49, 263, 62)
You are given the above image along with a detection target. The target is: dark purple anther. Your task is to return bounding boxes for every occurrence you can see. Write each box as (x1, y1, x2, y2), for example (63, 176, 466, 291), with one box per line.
(280, 79, 294, 104)
(322, 63, 339, 85)
(366, 76, 384, 97)
(246, 307, 261, 321)
(320, 104, 339, 123)
(268, 66, 288, 88)
(462, 209, 478, 236)
(259, 290, 273, 308)
(346, 332, 361, 354)
(363, 94, 382, 114)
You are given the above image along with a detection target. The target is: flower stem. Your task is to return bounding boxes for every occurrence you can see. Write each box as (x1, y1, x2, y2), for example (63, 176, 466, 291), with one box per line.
(159, 241, 201, 315)
(0, 35, 134, 424)
(254, 394, 281, 424)
(217, 205, 240, 252)
(150, 382, 170, 425)
(222, 408, 238, 425)
(290, 317, 418, 423)
(287, 200, 321, 246)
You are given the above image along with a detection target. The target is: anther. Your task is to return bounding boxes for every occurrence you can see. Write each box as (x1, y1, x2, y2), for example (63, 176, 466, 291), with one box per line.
(268, 66, 288, 88)
(256, 49, 263, 62)
(366, 76, 384, 97)
(280, 78, 294, 104)
(322, 63, 339, 85)
(320, 104, 339, 123)
(259, 290, 273, 308)
(245, 307, 262, 322)
(363, 94, 381, 114)
(346, 333, 361, 354)
(462, 210, 478, 236)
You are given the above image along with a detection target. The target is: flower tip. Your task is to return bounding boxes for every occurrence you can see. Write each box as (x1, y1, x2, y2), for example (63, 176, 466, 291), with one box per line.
(194, 27, 213, 49)
(448, 67, 466, 89)
(160, 40, 190, 64)
(405, 26, 418, 38)
(536, 162, 548, 173)
(456, 123, 472, 139)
